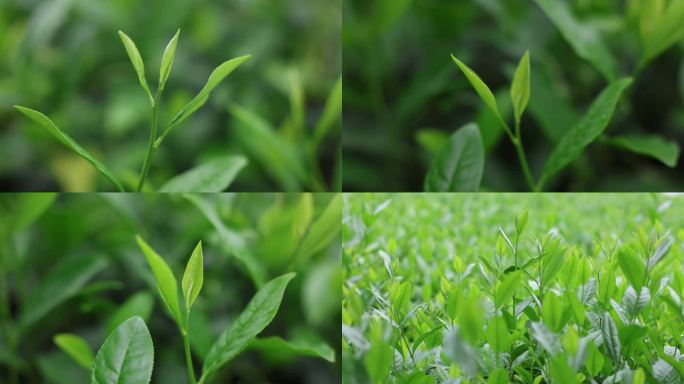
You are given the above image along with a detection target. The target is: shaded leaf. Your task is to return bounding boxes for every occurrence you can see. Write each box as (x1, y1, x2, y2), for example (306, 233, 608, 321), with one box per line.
(104, 292, 154, 334)
(606, 134, 679, 167)
(295, 194, 342, 264)
(54, 333, 94, 369)
(249, 336, 335, 362)
(159, 156, 247, 192)
(424, 123, 484, 192)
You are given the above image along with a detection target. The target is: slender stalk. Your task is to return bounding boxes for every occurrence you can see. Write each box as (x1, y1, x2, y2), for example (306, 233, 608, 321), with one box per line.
(512, 139, 537, 192)
(182, 329, 197, 384)
(136, 89, 163, 192)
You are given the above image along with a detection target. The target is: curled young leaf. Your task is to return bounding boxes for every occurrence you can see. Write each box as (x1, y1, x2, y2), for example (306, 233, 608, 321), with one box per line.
(136, 235, 182, 326)
(90, 316, 154, 384)
(510, 50, 531, 125)
(158, 29, 180, 91)
(182, 241, 204, 311)
(14, 106, 125, 192)
(118, 31, 154, 105)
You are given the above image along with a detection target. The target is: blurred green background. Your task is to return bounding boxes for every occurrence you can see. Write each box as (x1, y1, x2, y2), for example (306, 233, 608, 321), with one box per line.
(0, 193, 341, 383)
(343, 0, 684, 191)
(0, 0, 341, 191)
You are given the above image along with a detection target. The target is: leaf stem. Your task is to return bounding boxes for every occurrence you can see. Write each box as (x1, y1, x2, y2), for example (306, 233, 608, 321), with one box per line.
(510, 120, 538, 192)
(137, 89, 162, 192)
(182, 328, 197, 384)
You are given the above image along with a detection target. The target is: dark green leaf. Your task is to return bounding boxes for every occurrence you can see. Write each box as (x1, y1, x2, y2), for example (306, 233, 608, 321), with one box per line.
(424, 123, 484, 192)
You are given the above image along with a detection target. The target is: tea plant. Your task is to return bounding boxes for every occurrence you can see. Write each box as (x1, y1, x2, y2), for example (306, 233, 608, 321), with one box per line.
(343, 193, 684, 383)
(14, 29, 250, 192)
(424, 1, 684, 192)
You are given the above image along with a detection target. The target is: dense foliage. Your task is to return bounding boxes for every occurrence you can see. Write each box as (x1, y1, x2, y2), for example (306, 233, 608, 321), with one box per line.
(0, 0, 341, 191)
(343, 0, 684, 191)
(343, 193, 684, 383)
(0, 193, 341, 383)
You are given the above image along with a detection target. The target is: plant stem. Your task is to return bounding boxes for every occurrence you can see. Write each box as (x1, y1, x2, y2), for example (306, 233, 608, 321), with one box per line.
(136, 90, 162, 192)
(510, 119, 537, 192)
(182, 329, 197, 384)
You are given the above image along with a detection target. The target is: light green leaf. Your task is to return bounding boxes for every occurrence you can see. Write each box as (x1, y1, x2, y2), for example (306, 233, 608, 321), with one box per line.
(0, 193, 56, 238)
(159, 155, 247, 192)
(529, 321, 561, 355)
(543, 293, 569, 332)
(585, 342, 604, 377)
(118, 31, 154, 105)
(201, 273, 295, 381)
(641, 1, 684, 67)
(364, 340, 393, 383)
(486, 316, 513, 355)
(90, 316, 154, 384)
(602, 313, 620, 364)
(451, 54, 505, 127)
(424, 123, 484, 192)
(19, 256, 108, 331)
(510, 50, 531, 125)
(135, 235, 182, 326)
(104, 292, 154, 334)
(182, 241, 204, 311)
(312, 76, 342, 148)
(488, 368, 509, 384)
(532, 0, 618, 81)
(294, 194, 342, 265)
(416, 129, 449, 155)
(617, 248, 645, 292)
(606, 134, 679, 167)
(540, 78, 633, 187)
(14, 106, 124, 192)
(157, 55, 251, 145)
(495, 271, 522, 308)
(54, 333, 94, 369)
(249, 336, 335, 362)
(158, 29, 180, 91)
(549, 355, 575, 384)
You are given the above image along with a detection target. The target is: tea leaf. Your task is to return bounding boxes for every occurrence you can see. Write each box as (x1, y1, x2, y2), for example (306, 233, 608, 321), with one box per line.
(54, 333, 94, 369)
(622, 286, 650, 317)
(158, 55, 251, 145)
(605, 134, 679, 167)
(529, 321, 561, 355)
(486, 316, 513, 354)
(182, 241, 204, 311)
(312, 76, 342, 148)
(488, 368, 509, 384)
(201, 273, 295, 380)
(249, 336, 335, 362)
(549, 355, 575, 384)
(617, 248, 645, 292)
(451, 54, 505, 127)
(294, 194, 342, 265)
(90, 316, 154, 384)
(159, 155, 247, 192)
(648, 237, 672, 269)
(602, 313, 620, 364)
(14, 106, 124, 192)
(540, 78, 633, 186)
(510, 50, 531, 125)
(532, 0, 618, 81)
(641, 1, 684, 66)
(495, 271, 522, 308)
(19, 256, 108, 331)
(424, 123, 484, 192)
(118, 31, 154, 106)
(158, 29, 180, 91)
(135, 235, 182, 326)
(364, 340, 393, 383)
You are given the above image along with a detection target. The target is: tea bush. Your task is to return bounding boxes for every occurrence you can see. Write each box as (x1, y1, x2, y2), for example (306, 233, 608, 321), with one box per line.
(0, 193, 341, 383)
(343, 0, 684, 191)
(343, 193, 684, 382)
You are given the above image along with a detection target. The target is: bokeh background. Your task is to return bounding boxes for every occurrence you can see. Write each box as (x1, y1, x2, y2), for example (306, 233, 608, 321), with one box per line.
(343, 0, 684, 191)
(0, 0, 341, 191)
(0, 193, 341, 383)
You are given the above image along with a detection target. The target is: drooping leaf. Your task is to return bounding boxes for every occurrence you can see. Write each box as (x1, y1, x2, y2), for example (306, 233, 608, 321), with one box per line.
(451, 54, 505, 127)
(90, 316, 154, 384)
(104, 292, 155, 334)
(19, 255, 108, 331)
(117, 31, 154, 105)
(157, 55, 251, 145)
(14, 106, 124, 192)
(510, 50, 531, 125)
(617, 247, 646, 292)
(135, 235, 182, 326)
(159, 156, 247, 192)
(54, 333, 94, 369)
(602, 313, 621, 364)
(532, 0, 618, 81)
(424, 123, 484, 192)
(201, 273, 295, 381)
(182, 241, 204, 310)
(158, 29, 180, 91)
(294, 194, 342, 265)
(249, 336, 335, 362)
(606, 134, 680, 167)
(540, 78, 633, 186)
